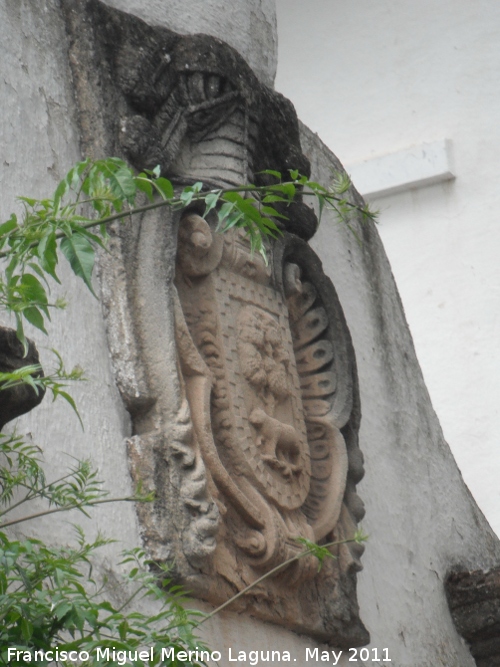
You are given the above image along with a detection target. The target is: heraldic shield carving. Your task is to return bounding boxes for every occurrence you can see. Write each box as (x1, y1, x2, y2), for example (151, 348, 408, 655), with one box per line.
(171, 219, 367, 644)
(62, 0, 369, 645)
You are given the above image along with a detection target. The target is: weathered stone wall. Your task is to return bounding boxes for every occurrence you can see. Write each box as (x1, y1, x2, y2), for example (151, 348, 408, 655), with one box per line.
(0, 0, 138, 561)
(1, 2, 499, 666)
(301, 125, 500, 665)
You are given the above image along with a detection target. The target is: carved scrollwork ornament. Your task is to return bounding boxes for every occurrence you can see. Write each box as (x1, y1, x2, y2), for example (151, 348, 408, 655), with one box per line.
(62, 0, 369, 646)
(172, 213, 367, 642)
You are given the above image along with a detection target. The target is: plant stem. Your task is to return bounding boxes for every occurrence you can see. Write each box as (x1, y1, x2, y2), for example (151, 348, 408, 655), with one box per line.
(0, 183, 373, 260)
(0, 469, 77, 517)
(0, 494, 138, 529)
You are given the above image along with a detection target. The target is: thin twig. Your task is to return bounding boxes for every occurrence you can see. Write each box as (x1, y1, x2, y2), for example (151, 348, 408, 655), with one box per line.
(0, 469, 78, 518)
(0, 495, 139, 529)
(199, 537, 357, 624)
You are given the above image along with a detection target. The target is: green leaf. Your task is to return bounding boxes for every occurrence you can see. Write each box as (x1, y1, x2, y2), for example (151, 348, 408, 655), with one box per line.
(135, 175, 154, 201)
(318, 194, 325, 223)
(260, 206, 287, 222)
(56, 390, 83, 428)
(330, 170, 351, 194)
(55, 601, 72, 620)
(305, 180, 328, 193)
(155, 177, 174, 200)
(180, 188, 195, 207)
(222, 211, 244, 231)
(20, 274, 48, 309)
(203, 191, 220, 218)
(27, 261, 50, 287)
(77, 227, 106, 250)
(270, 183, 295, 200)
(54, 159, 90, 211)
(258, 169, 282, 179)
(5, 254, 19, 284)
(221, 191, 245, 206)
(295, 536, 336, 572)
(119, 619, 129, 640)
(109, 166, 137, 204)
(60, 234, 96, 296)
(215, 201, 234, 231)
(20, 617, 33, 641)
(53, 178, 69, 214)
(262, 194, 287, 204)
(13, 314, 27, 356)
(0, 571, 7, 594)
(23, 307, 47, 335)
(0, 215, 18, 237)
(17, 196, 38, 207)
(37, 232, 59, 282)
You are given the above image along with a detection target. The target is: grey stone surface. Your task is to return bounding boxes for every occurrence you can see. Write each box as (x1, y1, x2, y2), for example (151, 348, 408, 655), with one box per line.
(99, 0, 277, 86)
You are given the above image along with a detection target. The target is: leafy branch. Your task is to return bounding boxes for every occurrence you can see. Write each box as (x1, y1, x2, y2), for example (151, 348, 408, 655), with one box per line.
(0, 532, 205, 666)
(0, 349, 84, 425)
(0, 158, 374, 355)
(0, 434, 154, 529)
(0, 435, 203, 666)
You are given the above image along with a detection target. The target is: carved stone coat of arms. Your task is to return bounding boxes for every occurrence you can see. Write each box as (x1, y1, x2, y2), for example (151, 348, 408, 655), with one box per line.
(63, 0, 369, 646)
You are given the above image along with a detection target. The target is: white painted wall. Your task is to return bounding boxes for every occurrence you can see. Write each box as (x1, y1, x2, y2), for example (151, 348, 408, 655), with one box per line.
(275, 0, 500, 537)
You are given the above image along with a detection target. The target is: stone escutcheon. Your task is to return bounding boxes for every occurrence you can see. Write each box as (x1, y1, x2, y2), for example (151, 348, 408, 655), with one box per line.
(62, 0, 368, 645)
